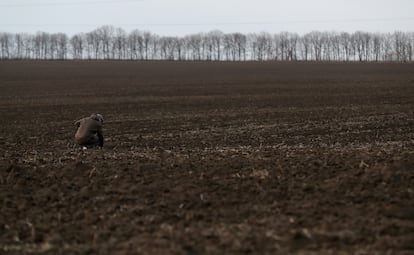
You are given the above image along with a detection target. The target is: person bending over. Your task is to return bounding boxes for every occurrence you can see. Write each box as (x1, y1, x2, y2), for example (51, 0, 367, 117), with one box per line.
(74, 114, 104, 149)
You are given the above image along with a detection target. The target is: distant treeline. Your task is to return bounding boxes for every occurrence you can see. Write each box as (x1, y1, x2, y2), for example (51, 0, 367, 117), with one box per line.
(0, 26, 413, 62)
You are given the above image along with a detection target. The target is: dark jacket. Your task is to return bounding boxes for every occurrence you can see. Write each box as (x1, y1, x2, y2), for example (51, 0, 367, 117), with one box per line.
(74, 115, 104, 147)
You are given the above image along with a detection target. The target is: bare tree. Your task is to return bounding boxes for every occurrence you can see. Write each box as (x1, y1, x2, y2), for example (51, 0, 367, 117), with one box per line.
(185, 33, 203, 60)
(409, 32, 414, 61)
(279, 32, 289, 60)
(382, 33, 394, 61)
(33, 32, 41, 59)
(23, 34, 34, 59)
(86, 30, 101, 59)
(353, 31, 371, 61)
(256, 32, 272, 61)
(221, 33, 247, 61)
(128, 29, 144, 60)
(362, 32, 371, 61)
(208, 30, 224, 61)
(372, 33, 382, 62)
(233, 33, 247, 61)
(330, 32, 341, 61)
(339, 32, 352, 61)
(247, 33, 258, 60)
(143, 31, 152, 60)
(288, 33, 299, 61)
(50, 33, 59, 59)
(160, 36, 175, 60)
(70, 33, 84, 59)
(96, 26, 114, 59)
(15, 33, 25, 59)
(299, 33, 311, 61)
(307, 31, 323, 61)
(56, 33, 68, 60)
(32, 32, 50, 59)
(0, 32, 12, 59)
(1, 28, 413, 62)
(272, 34, 281, 60)
(113, 28, 127, 60)
(223, 33, 234, 61)
(150, 33, 160, 60)
(321, 32, 333, 61)
(394, 31, 412, 62)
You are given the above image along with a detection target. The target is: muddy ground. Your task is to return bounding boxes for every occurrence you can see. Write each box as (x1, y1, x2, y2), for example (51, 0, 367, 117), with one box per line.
(0, 61, 413, 254)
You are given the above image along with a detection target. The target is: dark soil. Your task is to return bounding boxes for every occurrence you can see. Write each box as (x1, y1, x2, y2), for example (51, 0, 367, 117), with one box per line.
(0, 61, 413, 254)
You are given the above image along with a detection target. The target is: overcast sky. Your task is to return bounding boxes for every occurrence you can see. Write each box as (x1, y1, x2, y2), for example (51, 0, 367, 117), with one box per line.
(1, 0, 413, 36)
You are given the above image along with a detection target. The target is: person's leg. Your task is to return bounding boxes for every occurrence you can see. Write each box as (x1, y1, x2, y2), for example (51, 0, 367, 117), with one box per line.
(83, 142, 99, 149)
(81, 136, 100, 149)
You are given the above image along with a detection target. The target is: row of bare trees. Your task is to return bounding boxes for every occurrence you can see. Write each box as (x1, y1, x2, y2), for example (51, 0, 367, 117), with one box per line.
(1, 26, 413, 62)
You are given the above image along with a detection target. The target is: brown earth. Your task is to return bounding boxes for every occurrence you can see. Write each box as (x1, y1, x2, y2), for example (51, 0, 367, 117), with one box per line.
(0, 61, 413, 254)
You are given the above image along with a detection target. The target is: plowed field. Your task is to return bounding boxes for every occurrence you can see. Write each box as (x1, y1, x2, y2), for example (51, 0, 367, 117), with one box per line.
(1, 61, 414, 254)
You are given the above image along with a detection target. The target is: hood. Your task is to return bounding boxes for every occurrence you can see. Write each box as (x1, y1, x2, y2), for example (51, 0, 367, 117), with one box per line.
(90, 113, 104, 123)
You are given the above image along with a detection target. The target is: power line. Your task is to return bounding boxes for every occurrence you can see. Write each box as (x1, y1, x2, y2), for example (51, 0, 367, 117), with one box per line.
(1, 17, 414, 27)
(0, 0, 143, 7)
